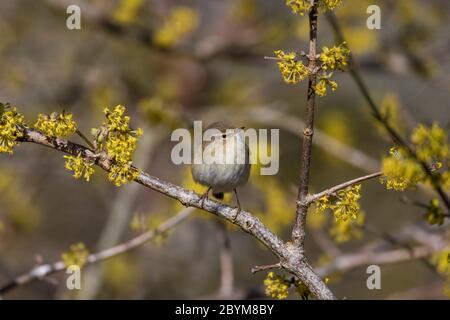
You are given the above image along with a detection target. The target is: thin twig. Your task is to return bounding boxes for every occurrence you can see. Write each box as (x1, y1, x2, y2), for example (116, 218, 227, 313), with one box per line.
(251, 263, 282, 274)
(304, 171, 382, 205)
(0, 207, 195, 296)
(317, 242, 448, 278)
(325, 12, 450, 211)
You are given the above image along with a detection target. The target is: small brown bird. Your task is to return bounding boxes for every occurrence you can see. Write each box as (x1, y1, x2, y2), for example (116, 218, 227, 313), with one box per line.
(191, 121, 251, 219)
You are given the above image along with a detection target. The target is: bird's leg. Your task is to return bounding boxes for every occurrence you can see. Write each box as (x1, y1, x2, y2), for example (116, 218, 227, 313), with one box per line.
(232, 189, 242, 221)
(199, 187, 212, 208)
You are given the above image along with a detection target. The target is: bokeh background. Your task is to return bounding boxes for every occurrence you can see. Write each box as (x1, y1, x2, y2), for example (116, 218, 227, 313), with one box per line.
(0, 0, 449, 299)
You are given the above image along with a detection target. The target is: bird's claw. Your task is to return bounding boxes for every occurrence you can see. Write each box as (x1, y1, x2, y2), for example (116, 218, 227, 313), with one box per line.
(232, 207, 241, 222)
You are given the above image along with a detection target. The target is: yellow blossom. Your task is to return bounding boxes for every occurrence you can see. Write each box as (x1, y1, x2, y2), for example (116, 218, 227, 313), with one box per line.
(64, 154, 95, 182)
(286, 0, 311, 15)
(332, 184, 361, 221)
(430, 248, 450, 276)
(154, 7, 199, 48)
(94, 105, 142, 186)
(274, 50, 309, 84)
(62, 242, 89, 268)
(112, 0, 143, 25)
(381, 147, 425, 191)
(424, 199, 446, 226)
(108, 162, 140, 187)
(318, 0, 342, 11)
(440, 171, 450, 190)
(320, 42, 350, 71)
(34, 111, 77, 138)
(0, 105, 25, 154)
(411, 122, 449, 163)
(315, 74, 338, 96)
(264, 272, 290, 299)
(286, 0, 344, 15)
(330, 211, 365, 243)
(316, 196, 330, 213)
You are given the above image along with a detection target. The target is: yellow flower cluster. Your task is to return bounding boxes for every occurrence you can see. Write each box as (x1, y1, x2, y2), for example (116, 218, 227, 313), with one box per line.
(431, 247, 450, 297)
(315, 74, 338, 96)
(330, 211, 365, 243)
(95, 105, 142, 186)
(154, 7, 199, 48)
(320, 42, 350, 71)
(34, 111, 77, 138)
(286, 0, 342, 15)
(264, 272, 290, 299)
(318, 0, 342, 11)
(108, 162, 140, 187)
(286, 0, 311, 15)
(273, 44, 348, 95)
(61, 242, 89, 268)
(274, 50, 309, 84)
(332, 184, 361, 221)
(0, 105, 25, 154)
(381, 147, 425, 191)
(315, 184, 362, 222)
(112, 0, 143, 25)
(440, 171, 450, 190)
(316, 196, 330, 213)
(64, 154, 95, 182)
(424, 199, 446, 226)
(381, 123, 449, 193)
(411, 123, 449, 163)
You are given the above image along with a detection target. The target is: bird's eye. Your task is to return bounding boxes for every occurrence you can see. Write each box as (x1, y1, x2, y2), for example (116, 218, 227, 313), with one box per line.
(222, 134, 226, 138)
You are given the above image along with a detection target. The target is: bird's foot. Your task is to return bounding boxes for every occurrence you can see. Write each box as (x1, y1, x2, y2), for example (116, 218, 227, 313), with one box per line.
(199, 188, 211, 209)
(232, 207, 242, 222)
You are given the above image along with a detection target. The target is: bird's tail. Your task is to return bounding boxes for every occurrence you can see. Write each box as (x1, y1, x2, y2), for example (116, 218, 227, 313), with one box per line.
(213, 192, 224, 200)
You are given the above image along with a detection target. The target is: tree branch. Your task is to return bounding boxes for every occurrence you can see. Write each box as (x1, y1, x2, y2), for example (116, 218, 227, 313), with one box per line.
(0, 206, 195, 296)
(303, 171, 382, 205)
(317, 226, 449, 277)
(292, 0, 319, 247)
(16, 127, 335, 299)
(317, 243, 447, 278)
(251, 263, 281, 274)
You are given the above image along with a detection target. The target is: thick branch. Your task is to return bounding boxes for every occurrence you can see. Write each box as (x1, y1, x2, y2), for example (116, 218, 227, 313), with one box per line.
(292, 0, 319, 247)
(17, 127, 335, 299)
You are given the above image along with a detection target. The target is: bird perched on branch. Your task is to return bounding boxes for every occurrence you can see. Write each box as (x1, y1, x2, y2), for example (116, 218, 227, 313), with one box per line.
(191, 121, 250, 220)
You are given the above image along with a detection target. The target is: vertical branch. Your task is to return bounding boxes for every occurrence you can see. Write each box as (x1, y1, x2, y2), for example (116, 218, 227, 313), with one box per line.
(292, 0, 319, 246)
